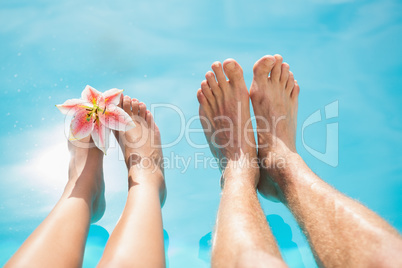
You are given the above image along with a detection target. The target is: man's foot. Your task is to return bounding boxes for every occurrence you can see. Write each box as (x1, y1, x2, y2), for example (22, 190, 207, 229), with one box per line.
(68, 135, 106, 223)
(250, 54, 300, 201)
(197, 59, 259, 186)
(113, 96, 166, 205)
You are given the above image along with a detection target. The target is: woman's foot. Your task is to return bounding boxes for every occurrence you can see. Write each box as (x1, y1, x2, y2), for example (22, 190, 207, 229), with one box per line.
(250, 54, 300, 201)
(197, 59, 259, 187)
(113, 95, 166, 205)
(67, 135, 105, 223)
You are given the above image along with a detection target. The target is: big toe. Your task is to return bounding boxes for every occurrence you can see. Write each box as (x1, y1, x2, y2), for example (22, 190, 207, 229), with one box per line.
(222, 59, 245, 86)
(123, 95, 132, 115)
(253, 55, 276, 84)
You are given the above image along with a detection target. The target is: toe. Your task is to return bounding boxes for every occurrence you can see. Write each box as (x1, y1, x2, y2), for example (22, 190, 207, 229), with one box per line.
(286, 71, 295, 95)
(197, 88, 208, 105)
(131, 99, 139, 115)
(252, 55, 276, 84)
(291, 80, 300, 100)
(270, 54, 283, 81)
(205, 71, 220, 92)
(222, 59, 245, 86)
(211, 61, 226, 85)
(139, 102, 147, 119)
(146, 110, 159, 133)
(146, 110, 152, 125)
(201, 80, 216, 101)
(280, 63, 290, 87)
(123, 95, 131, 114)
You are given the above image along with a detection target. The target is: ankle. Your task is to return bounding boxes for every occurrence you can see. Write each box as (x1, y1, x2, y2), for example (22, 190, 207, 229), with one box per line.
(128, 167, 165, 194)
(267, 153, 308, 194)
(260, 150, 300, 178)
(222, 165, 260, 190)
(68, 152, 104, 179)
(64, 170, 103, 196)
(128, 179, 166, 206)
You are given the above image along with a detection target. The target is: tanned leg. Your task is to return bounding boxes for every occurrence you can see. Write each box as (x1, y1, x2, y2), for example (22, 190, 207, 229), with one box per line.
(250, 54, 402, 268)
(5, 136, 105, 268)
(197, 59, 287, 268)
(98, 96, 166, 268)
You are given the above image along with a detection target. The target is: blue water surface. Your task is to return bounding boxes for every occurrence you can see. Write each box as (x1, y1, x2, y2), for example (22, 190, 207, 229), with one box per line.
(1, 0, 401, 267)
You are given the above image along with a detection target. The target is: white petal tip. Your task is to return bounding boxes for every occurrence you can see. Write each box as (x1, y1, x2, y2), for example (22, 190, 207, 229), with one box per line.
(128, 120, 136, 127)
(126, 124, 136, 131)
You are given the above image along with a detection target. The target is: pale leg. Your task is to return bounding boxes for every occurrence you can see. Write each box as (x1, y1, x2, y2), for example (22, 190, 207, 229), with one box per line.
(98, 97, 166, 267)
(6, 137, 105, 268)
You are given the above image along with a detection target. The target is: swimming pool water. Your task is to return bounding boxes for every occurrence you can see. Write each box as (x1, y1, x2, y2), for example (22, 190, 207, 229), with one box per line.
(1, 0, 402, 267)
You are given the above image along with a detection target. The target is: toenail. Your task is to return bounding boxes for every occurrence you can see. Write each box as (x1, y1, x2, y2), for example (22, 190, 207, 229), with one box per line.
(225, 61, 235, 70)
(212, 62, 221, 68)
(265, 56, 276, 64)
(275, 55, 283, 60)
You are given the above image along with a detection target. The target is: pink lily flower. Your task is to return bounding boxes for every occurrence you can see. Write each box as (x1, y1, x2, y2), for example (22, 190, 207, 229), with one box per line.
(56, 85, 135, 154)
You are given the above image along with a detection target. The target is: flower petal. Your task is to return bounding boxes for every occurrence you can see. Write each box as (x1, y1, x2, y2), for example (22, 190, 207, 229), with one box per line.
(56, 99, 92, 115)
(81, 85, 102, 105)
(98, 104, 136, 131)
(91, 120, 111, 154)
(69, 109, 95, 140)
(99, 88, 124, 107)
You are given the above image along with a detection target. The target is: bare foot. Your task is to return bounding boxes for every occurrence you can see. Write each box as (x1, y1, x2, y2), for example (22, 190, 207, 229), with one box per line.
(68, 135, 105, 223)
(250, 54, 300, 201)
(197, 59, 259, 186)
(113, 95, 166, 205)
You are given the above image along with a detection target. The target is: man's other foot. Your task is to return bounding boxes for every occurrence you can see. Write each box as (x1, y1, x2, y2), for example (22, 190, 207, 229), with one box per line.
(250, 54, 300, 201)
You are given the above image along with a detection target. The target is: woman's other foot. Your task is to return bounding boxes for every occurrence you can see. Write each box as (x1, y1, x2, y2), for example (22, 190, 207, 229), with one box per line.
(113, 96, 166, 205)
